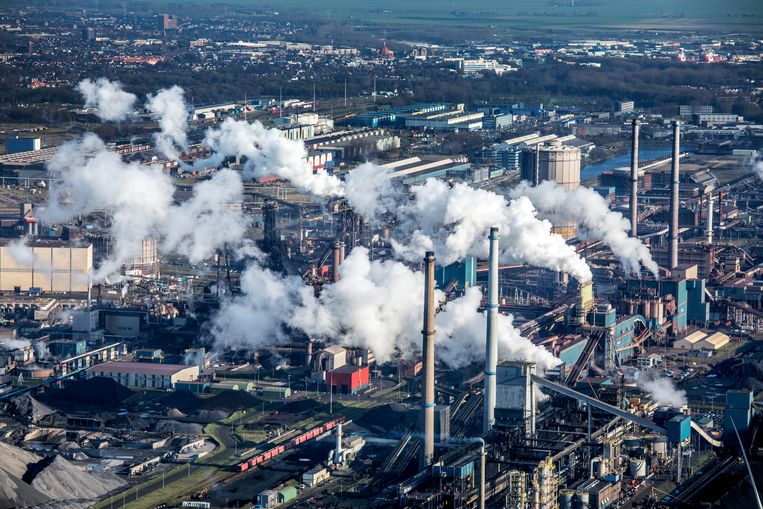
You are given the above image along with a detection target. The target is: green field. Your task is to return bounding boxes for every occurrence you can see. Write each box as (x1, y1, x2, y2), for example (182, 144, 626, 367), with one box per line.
(154, 0, 763, 31)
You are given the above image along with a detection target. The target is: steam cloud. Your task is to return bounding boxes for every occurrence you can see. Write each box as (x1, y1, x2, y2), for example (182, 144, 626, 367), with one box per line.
(76, 78, 137, 122)
(344, 162, 396, 223)
(146, 86, 190, 161)
(638, 374, 687, 408)
(40, 133, 247, 280)
(390, 178, 592, 281)
(7, 237, 36, 267)
(509, 181, 659, 277)
(198, 118, 344, 197)
(753, 151, 763, 180)
(212, 247, 560, 369)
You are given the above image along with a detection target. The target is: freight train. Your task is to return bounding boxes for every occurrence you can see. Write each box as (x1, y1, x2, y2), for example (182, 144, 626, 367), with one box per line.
(236, 417, 345, 472)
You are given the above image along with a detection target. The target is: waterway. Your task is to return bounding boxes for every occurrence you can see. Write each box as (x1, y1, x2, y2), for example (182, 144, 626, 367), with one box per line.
(581, 145, 695, 181)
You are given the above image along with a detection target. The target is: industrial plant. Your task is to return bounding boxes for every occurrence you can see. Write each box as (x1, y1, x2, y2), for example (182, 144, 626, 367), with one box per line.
(0, 3, 761, 508)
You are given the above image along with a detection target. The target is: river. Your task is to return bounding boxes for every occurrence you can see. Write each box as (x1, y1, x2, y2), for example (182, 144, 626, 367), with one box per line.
(581, 146, 695, 181)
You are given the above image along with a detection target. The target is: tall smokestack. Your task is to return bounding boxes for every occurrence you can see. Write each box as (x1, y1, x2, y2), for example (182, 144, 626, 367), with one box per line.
(669, 121, 681, 270)
(339, 241, 345, 265)
(420, 251, 436, 469)
(630, 119, 640, 237)
(483, 227, 500, 433)
(705, 192, 714, 244)
(332, 241, 342, 282)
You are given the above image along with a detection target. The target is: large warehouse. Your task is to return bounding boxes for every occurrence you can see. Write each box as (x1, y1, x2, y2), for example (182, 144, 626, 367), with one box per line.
(86, 361, 199, 389)
(0, 239, 93, 293)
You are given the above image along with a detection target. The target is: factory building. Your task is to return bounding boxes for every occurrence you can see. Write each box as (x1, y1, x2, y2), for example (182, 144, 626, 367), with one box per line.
(327, 364, 369, 394)
(86, 361, 199, 389)
(4, 137, 41, 154)
(0, 239, 93, 293)
(381, 156, 471, 186)
(673, 330, 729, 350)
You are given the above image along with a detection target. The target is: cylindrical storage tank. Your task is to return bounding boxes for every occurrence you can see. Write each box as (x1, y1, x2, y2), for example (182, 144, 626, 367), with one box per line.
(560, 489, 575, 509)
(538, 141, 581, 239)
(575, 491, 590, 509)
(629, 458, 647, 478)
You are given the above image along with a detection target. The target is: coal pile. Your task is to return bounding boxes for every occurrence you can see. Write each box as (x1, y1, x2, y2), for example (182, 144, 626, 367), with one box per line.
(198, 390, 260, 412)
(158, 390, 202, 412)
(41, 377, 132, 407)
(3, 394, 55, 423)
(714, 345, 763, 391)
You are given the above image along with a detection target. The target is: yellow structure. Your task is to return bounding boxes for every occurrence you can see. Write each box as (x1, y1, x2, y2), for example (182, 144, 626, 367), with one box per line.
(0, 240, 92, 293)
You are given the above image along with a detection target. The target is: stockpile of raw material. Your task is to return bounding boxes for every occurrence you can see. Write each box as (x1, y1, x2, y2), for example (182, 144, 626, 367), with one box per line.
(0, 440, 125, 509)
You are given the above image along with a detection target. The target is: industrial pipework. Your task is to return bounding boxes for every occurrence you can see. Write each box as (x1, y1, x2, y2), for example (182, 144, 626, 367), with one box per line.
(420, 251, 436, 469)
(483, 227, 500, 433)
(630, 119, 640, 238)
(669, 121, 681, 270)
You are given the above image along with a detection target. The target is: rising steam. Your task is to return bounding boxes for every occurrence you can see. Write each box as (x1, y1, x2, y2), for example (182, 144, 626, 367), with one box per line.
(638, 373, 687, 408)
(76, 78, 137, 122)
(510, 181, 659, 277)
(146, 86, 190, 161)
(390, 178, 592, 281)
(40, 133, 246, 280)
(212, 248, 560, 369)
(198, 118, 344, 197)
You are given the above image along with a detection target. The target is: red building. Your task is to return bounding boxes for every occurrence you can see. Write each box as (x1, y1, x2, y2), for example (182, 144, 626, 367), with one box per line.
(327, 365, 369, 394)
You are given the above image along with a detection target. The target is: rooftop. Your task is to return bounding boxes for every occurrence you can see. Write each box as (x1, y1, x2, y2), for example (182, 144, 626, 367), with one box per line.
(87, 361, 195, 375)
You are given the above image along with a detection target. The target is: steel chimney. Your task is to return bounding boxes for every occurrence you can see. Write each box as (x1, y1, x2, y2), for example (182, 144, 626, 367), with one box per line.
(630, 119, 640, 237)
(332, 241, 342, 282)
(705, 191, 714, 244)
(483, 227, 500, 433)
(669, 121, 680, 270)
(420, 251, 436, 469)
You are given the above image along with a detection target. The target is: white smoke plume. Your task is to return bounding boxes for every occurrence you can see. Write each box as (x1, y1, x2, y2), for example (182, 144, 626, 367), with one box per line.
(41, 133, 175, 279)
(40, 134, 247, 280)
(146, 86, 189, 161)
(161, 169, 248, 261)
(344, 162, 396, 223)
(212, 248, 560, 369)
(76, 78, 137, 122)
(7, 237, 36, 267)
(390, 179, 592, 281)
(436, 287, 561, 371)
(198, 118, 344, 197)
(0, 337, 31, 350)
(509, 181, 659, 278)
(752, 151, 763, 180)
(638, 373, 687, 408)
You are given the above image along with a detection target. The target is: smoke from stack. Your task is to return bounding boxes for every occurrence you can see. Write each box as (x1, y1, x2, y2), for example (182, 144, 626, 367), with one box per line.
(752, 151, 763, 180)
(76, 78, 137, 122)
(630, 119, 640, 238)
(638, 373, 687, 408)
(390, 178, 592, 281)
(483, 227, 499, 433)
(40, 134, 247, 280)
(420, 251, 436, 469)
(509, 181, 659, 278)
(669, 121, 681, 270)
(146, 86, 190, 161)
(198, 118, 344, 197)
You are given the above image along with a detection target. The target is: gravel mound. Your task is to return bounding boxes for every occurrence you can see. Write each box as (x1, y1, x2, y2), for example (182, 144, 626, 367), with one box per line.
(154, 420, 204, 435)
(0, 440, 42, 478)
(24, 455, 125, 501)
(0, 468, 51, 509)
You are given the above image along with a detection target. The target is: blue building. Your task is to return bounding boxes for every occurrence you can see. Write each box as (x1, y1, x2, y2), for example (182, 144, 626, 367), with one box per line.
(435, 256, 476, 290)
(5, 137, 41, 154)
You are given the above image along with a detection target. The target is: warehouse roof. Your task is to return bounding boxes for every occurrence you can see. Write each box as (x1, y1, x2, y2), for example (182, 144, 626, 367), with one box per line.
(87, 361, 194, 375)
